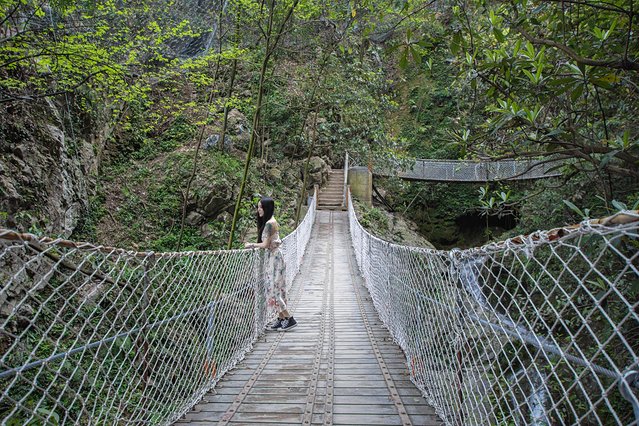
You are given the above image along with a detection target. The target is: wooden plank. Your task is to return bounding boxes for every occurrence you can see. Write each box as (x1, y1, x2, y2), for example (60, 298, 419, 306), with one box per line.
(229, 423, 301, 426)
(334, 379, 389, 388)
(333, 374, 393, 381)
(231, 403, 306, 414)
(213, 386, 313, 395)
(332, 413, 404, 425)
(250, 379, 312, 388)
(333, 394, 427, 406)
(334, 386, 423, 397)
(219, 411, 303, 423)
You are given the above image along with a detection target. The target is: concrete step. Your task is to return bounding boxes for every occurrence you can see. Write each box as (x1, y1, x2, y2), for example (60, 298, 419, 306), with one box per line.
(319, 169, 346, 201)
(317, 205, 346, 211)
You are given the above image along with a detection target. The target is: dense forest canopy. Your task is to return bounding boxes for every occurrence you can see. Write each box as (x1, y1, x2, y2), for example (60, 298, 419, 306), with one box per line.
(0, 0, 637, 249)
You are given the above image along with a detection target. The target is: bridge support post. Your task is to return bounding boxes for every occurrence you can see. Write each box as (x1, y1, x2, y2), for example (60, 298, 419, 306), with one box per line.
(347, 166, 372, 206)
(205, 302, 217, 379)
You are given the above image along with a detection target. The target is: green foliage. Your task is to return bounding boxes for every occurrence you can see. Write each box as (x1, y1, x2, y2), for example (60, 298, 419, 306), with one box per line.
(134, 116, 196, 159)
(442, 0, 639, 180)
(356, 201, 389, 232)
(478, 185, 513, 218)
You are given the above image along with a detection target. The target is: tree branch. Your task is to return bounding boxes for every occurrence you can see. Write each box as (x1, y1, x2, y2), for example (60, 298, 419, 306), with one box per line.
(0, 69, 110, 103)
(0, 2, 22, 29)
(516, 27, 639, 71)
(541, 0, 633, 16)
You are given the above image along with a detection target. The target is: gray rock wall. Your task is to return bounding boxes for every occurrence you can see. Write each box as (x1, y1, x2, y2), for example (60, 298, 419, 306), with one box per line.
(0, 102, 103, 237)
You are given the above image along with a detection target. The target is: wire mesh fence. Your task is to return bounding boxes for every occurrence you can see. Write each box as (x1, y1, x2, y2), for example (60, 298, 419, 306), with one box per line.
(0, 194, 316, 425)
(348, 190, 639, 426)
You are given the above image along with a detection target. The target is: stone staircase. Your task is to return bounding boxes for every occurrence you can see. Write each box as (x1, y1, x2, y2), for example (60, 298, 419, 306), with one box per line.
(318, 169, 345, 210)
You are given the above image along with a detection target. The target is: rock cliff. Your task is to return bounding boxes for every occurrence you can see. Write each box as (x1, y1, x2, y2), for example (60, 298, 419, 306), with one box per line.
(0, 101, 106, 237)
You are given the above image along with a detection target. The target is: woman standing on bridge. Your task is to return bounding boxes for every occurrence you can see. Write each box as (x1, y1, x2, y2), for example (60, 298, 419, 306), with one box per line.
(245, 197, 297, 331)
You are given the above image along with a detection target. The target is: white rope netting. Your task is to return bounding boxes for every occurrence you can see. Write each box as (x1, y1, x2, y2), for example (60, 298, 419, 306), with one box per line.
(0, 194, 316, 425)
(348, 191, 639, 425)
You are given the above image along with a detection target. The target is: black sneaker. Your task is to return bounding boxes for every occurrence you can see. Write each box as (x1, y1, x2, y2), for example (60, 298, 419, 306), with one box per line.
(269, 318, 283, 331)
(278, 316, 297, 331)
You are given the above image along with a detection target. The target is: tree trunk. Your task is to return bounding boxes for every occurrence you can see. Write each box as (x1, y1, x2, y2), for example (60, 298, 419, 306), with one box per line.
(227, 0, 300, 249)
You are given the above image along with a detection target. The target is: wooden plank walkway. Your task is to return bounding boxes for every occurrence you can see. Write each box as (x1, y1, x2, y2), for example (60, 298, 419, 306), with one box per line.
(175, 211, 443, 425)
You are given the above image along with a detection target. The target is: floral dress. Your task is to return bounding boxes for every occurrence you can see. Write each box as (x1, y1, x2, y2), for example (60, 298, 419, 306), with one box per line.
(263, 220, 287, 311)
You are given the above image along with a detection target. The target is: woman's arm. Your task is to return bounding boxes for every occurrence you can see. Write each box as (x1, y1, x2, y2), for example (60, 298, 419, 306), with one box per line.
(245, 222, 275, 249)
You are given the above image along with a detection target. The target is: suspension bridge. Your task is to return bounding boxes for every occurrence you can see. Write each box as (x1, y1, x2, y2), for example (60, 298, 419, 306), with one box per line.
(0, 157, 639, 425)
(348, 154, 563, 182)
(3, 0, 636, 422)
(1, 165, 638, 425)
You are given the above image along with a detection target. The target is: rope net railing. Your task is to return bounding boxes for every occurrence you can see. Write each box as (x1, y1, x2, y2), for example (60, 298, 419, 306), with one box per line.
(0, 194, 316, 425)
(348, 190, 639, 425)
(369, 158, 562, 181)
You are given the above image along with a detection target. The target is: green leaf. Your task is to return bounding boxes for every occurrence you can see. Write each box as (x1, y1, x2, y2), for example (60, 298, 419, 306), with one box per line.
(570, 84, 584, 102)
(451, 32, 463, 55)
(586, 278, 607, 291)
(593, 27, 604, 40)
(409, 46, 421, 65)
(525, 41, 535, 58)
(563, 199, 586, 218)
(399, 49, 408, 69)
(547, 77, 578, 86)
(523, 69, 535, 83)
(566, 63, 584, 77)
(513, 39, 522, 56)
(591, 73, 620, 90)
(612, 200, 627, 211)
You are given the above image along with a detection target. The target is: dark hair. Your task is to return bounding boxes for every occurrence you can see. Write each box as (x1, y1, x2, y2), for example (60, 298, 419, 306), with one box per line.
(256, 197, 275, 243)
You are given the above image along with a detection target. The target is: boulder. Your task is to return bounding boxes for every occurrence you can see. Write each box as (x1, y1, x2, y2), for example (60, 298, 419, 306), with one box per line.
(187, 181, 235, 224)
(199, 181, 235, 216)
(204, 134, 233, 151)
(200, 223, 214, 238)
(186, 211, 205, 226)
(282, 142, 299, 158)
(227, 109, 248, 135)
(233, 131, 251, 152)
(225, 109, 251, 151)
(308, 156, 325, 173)
(302, 156, 330, 188)
(268, 167, 282, 181)
(216, 212, 231, 223)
